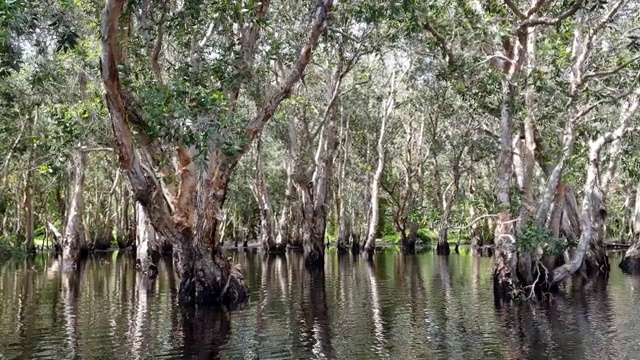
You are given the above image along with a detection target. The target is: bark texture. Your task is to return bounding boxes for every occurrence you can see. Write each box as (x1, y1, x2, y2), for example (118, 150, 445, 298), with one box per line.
(62, 150, 88, 268)
(297, 123, 339, 268)
(136, 201, 159, 276)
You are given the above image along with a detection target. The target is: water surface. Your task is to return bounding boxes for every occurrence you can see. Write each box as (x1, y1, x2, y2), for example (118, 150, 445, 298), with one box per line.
(1, 249, 639, 359)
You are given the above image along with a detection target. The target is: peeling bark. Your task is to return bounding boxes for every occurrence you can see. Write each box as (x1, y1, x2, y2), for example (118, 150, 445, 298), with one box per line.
(136, 201, 159, 276)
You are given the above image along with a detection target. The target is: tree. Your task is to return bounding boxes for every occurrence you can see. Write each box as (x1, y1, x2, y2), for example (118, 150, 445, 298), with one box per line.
(100, 0, 334, 305)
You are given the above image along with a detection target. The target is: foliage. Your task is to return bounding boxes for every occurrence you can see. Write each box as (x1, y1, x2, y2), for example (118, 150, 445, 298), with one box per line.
(516, 222, 570, 257)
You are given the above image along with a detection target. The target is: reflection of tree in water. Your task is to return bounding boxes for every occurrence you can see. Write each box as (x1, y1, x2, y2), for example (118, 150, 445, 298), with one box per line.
(363, 261, 389, 359)
(496, 282, 617, 359)
(177, 306, 232, 358)
(300, 268, 334, 359)
(494, 305, 535, 359)
(337, 252, 350, 306)
(246, 254, 277, 358)
(492, 277, 614, 360)
(405, 254, 425, 336)
(275, 254, 288, 303)
(61, 262, 83, 359)
(546, 275, 614, 359)
(13, 256, 37, 358)
(131, 271, 155, 359)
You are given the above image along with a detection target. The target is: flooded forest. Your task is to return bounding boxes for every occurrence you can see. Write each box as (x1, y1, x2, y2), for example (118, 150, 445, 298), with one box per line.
(2, 0, 640, 358)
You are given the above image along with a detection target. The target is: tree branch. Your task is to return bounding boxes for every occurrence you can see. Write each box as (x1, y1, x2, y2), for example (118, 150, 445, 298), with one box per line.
(583, 54, 640, 81)
(243, 0, 334, 147)
(149, 0, 166, 86)
(504, 0, 526, 20)
(519, 0, 584, 28)
(424, 19, 455, 66)
(525, 0, 546, 17)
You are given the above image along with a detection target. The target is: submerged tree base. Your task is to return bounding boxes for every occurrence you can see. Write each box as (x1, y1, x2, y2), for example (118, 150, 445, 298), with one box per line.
(265, 243, 287, 255)
(620, 242, 640, 274)
(585, 245, 610, 277)
(350, 241, 360, 255)
(176, 248, 249, 308)
(361, 246, 374, 261)
(401, 243, 416, 253)
(304, 249, 324, 269)
(493, 270, 560, 305)
(436, 243, 451, 255)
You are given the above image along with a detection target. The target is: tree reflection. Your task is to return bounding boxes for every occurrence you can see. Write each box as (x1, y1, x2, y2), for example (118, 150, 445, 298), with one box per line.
(406, 254, 425, 330)
(364, 261, 388, 358)
(61, 263, 82, 359)
(178, 306, 232, 358)
(301, 268, 334, 359)
(131, 271, 155, 359)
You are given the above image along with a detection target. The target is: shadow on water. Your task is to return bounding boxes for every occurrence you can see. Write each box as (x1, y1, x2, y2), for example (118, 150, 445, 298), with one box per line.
(2, 249, 640, 359)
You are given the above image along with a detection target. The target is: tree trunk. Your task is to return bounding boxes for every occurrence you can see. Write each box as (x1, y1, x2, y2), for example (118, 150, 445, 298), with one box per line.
(335, 107, 350, 254)
(555, 91, 640, 283)
(436, 150, 463, 255)
(299, 123, 338, 268)
(470, 216, 484, 255)
(363, 76, 391, 259)
(253, 138, 282, 254)
(561, 184, 581, 240)
(620, 239, 640, 274)
(62, 150, 88, 268)
(23, 170, 35, 254)
(117, 184, 135, 248)
(401, 223, 419, 253)
(336, 201, 350, 253)
(349, 209, 361, 254)
(493, 77, 518, 301)
(21, 111, 36, 254)
(136, 201, 159, 276)
(436, 224, 451, 255)
(619, 188, 633, 241)
(274, 204, 291, 248)
(632, 181, 640, 239)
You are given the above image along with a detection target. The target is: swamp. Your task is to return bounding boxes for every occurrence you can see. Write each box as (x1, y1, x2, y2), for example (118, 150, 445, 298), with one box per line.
(3, 0, 640, 358)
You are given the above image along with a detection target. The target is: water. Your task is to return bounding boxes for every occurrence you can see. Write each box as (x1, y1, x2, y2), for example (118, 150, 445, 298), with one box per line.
(1, 249, 640, 359)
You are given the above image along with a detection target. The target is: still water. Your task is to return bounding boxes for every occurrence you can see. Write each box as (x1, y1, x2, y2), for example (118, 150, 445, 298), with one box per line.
(1, 248, 639, 359)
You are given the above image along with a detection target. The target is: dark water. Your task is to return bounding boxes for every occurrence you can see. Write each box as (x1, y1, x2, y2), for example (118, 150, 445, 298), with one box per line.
(1, 249, 640, 359)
